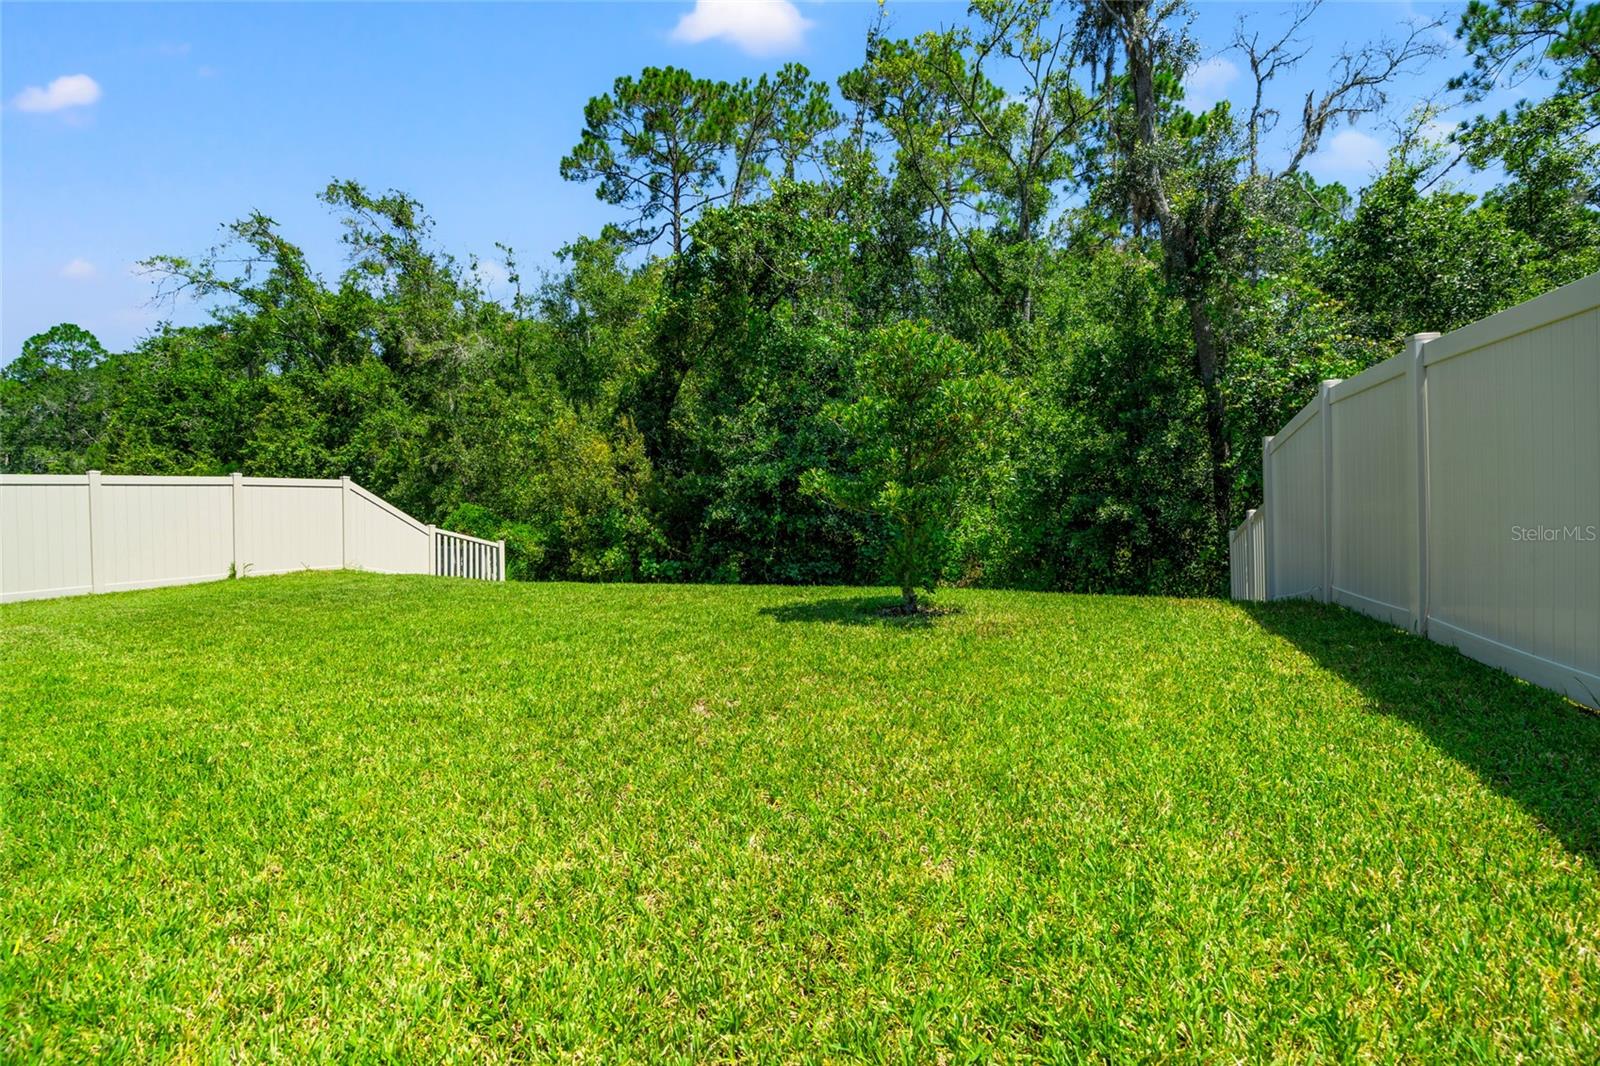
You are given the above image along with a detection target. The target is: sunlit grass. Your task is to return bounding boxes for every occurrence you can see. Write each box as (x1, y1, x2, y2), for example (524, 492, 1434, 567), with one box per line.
(3, 572, 1598, 1060)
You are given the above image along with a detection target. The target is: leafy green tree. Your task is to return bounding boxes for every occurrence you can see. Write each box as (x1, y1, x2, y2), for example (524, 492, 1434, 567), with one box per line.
(1318, 156, 1542, 341)
(1076, 0, 1444, 551)
(536, 236, 662, 412)
(666, 185, 874, 585)
(525, 408, 662, 580)
(142, 211, 367, 379)
(97, 327, 248, 475)
(1451, 1, 1600, 284)
(726, 64, 840, 203)
(1458, 95, 1600, 284)
(1, 324, 108, 473)
(1454, 0, 1600, 131)
(1013, 252, 1217, 593)
(805, 321, 1016, 611)
(846, 0, 1096, 331)
(560, 67, 738, 255)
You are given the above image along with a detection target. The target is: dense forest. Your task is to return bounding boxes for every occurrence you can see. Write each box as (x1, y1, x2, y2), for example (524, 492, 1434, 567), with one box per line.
(5, 0, 1597, 596)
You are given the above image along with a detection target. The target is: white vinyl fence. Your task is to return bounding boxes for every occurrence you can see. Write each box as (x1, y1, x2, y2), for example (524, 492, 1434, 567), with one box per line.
(1232, 271, 1600, 709)
(0, 473, 504, 603)
(1229, 508, 1266, 601)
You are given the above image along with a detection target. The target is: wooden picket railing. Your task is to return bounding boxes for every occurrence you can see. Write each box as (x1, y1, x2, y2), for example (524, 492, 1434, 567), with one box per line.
(431, 526, 506, 582)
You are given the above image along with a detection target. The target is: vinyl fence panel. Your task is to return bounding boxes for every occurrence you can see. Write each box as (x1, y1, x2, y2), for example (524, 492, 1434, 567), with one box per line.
(1265, 388, 1332, 602)
(235, 479, 344, 577)
(1422, 278, 1600, 706)
(1234, 271, 1600, 708)
(433, 527, 505, 580)
(0, 475, 93, 602)
(1328, 351, 1420, 630)
(1230, 509, 1266, 601)
(95, 475, 235, 593)
(0, 474, 504, 603)
(344, 480, 433, 575)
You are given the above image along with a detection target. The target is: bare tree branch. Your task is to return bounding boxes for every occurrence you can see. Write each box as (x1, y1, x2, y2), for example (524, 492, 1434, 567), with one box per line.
(1282, 15, 1449, 175)
(1231, 1, 1320, 177)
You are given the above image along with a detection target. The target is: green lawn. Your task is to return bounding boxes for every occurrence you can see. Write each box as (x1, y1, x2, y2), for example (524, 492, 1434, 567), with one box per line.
(3, 573, 1599, 1061)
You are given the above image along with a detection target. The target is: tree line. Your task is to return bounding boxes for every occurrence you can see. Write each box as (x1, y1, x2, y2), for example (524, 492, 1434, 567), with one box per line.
(5, 0, 1597, 597)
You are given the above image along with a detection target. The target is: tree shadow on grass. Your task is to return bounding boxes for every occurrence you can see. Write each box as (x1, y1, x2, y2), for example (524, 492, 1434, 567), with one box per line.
(757, 595, 957, 628)
(1242, 599, 1600, 865)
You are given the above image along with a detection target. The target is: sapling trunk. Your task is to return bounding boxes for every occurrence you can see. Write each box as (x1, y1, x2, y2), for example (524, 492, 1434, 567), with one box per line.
(900, 581, 918, 612)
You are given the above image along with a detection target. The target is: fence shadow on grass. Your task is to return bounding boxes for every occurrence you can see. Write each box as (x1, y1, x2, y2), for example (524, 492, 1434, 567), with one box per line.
(1242, 599, 1600, 865)
(757, 595, 954, 628)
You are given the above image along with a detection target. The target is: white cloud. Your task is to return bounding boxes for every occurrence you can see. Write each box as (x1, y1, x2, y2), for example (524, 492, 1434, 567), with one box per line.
(13, 73, 102, 113)
(1183, 57, 1239, 111)
(670, 0, 812, 56)
(474, 260, 509, 290)
(1308, 128, 1388, 177)
(60, 259, 98, 281)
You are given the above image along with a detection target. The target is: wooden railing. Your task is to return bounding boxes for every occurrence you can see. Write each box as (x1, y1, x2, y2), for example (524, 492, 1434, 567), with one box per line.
(432, 526, 505, 582)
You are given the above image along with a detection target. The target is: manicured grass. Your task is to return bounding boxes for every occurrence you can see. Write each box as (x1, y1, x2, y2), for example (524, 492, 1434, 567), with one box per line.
(3, 573, 1599, 1061)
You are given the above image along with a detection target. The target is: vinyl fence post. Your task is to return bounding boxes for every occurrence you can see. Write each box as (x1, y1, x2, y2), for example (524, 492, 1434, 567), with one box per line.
(1262, 436, 1275, 601)
(230, 472, 243, 578)
(340, 476, 352, 570)
(1242, 509, 1256, 601)
(1249, 516, 1257, 600)
(1407, 332, 1440, 635)
(86, 470, 105, 594)
(427, 525, 437, 576)
(496, 539, 506, 582)
(1320, 380, 1340, 604)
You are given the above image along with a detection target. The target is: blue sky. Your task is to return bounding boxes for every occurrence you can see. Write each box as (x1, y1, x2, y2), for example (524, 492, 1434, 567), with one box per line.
(2, 1, 1498, 358)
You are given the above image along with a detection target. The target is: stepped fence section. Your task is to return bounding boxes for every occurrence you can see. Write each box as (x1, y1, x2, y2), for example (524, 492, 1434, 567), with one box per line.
(0, 474, 504, 603)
